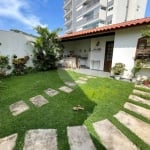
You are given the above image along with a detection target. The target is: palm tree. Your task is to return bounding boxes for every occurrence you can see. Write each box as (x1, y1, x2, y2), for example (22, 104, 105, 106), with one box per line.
(33, 26, 63, 71)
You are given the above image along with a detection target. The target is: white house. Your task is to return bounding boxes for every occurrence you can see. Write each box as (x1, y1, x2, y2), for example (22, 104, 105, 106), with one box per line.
(61, 17, 150, 78)
(0, 30, 36, 67)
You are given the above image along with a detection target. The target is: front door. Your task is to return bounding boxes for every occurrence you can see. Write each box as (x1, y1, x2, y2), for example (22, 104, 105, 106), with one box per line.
(104, 41, 114, 72)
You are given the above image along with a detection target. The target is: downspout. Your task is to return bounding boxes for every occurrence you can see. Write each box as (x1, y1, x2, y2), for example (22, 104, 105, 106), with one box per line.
(125, 0, 129, 21)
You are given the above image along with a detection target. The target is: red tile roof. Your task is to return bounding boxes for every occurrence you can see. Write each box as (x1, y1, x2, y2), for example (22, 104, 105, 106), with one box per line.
(61, 18, 150, 41)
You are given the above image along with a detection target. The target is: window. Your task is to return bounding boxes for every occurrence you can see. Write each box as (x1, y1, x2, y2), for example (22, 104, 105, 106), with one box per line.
(101, 6, 106, 10)
(108, 6, 113, 11)
(135, 36, 150, 59)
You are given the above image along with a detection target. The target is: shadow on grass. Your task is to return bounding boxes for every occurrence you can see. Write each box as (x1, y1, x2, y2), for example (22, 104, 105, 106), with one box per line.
(0, 69, 101, 150)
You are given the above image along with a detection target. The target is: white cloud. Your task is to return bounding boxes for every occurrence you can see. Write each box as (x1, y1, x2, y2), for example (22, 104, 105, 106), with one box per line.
(0, 0, 46, 28)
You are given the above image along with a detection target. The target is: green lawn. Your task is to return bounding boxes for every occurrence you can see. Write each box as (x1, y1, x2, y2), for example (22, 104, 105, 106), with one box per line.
(0, 69, 149, 150)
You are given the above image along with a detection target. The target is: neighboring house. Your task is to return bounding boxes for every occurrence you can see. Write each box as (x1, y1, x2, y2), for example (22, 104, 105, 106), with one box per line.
(61, 17, 150, 78)
(0, 30, 36, 67)
(64, 0, 148, 33)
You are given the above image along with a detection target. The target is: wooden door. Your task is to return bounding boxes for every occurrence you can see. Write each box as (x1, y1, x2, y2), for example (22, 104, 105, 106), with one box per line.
(104, 41, 114, 72)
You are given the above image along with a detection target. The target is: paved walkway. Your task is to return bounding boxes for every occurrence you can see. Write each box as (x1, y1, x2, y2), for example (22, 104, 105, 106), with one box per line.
(2, 82, 150, 149)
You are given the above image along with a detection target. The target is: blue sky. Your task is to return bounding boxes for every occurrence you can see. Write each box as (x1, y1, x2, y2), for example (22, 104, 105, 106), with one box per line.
(0, 0, 64, 35)
(145, 0, 150, 17)
(0, 0, 149, 36)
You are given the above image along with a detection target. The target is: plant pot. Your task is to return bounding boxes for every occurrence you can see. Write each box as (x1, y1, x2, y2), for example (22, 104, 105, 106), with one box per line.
(114, 75, 121, 80)
(143, 80, 150, 86)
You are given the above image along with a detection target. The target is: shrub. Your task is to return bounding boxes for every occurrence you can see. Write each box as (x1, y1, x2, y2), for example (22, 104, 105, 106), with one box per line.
(112, 63, 126, 75)
(0, 55, 10, 78)
(12, 55, 29, 75)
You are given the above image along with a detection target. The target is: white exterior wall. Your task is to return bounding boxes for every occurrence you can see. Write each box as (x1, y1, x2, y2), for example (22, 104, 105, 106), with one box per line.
(112, 0, 128, 24)
(127, 0, 147, 21)
(0, 30, 35, 67)
(91, 36, 114, 70)
(112, 27, 144, 77)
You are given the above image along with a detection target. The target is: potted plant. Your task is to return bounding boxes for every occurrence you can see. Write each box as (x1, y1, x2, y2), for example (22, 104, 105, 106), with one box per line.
(143, 77, 150, 86)
(112, 63, 126, 80)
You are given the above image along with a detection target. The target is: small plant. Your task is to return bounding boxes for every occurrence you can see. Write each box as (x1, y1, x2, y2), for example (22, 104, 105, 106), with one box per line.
(112, 63, 126, 75)
(0, 55, 11, 78)
(143, 77, 150, 86)
(12, 55, 29, 75)
(132, 60, 143, 78)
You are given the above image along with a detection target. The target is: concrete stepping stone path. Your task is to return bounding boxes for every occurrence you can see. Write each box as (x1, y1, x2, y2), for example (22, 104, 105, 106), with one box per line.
(129, 95, 150, 106)
(9, 101, 29, 116)
(0, 133, 17, 150)
(79, 77, 88, 81)
(29, 95, 49, 107)
(65, 81, 76, 87)
(75, 80, 86, 84)
(86, 76, 96, 79)
(67, 126, 96, 150)
(23, 129, 57, 150)
(44, 88, 59, 97)
(114, 111, 150, 145)
(59, 86, 73, 93)
(93, 119, 138, 150)
(133, 89, 150, 98)
(124, 102, 150, 119)
(135, 84, 150, 90)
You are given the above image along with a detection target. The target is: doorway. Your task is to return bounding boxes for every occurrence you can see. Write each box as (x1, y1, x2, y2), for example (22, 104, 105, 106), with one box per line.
(104, 41, 114, 72)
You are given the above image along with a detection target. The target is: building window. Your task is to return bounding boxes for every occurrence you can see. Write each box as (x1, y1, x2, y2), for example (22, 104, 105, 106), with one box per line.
(108, 6, 113, 11)
(135, 36, 150, 60)
(101, 6, 106, 10)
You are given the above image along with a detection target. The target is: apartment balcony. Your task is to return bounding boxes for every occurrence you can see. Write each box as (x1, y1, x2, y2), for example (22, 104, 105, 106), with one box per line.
(76, 13, 103, 27)
(76, 1, 100, 17)
(65, 19, 72, 26)
(64, 0, 72, 7)
(64, 9, 72, 17)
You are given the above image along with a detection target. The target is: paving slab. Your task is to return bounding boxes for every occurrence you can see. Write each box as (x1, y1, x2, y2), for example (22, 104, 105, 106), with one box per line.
(23, 129, 57, 150)
(133, 89, 150, 98)
(93, 119, 138, 150)
(59, 86, 73, 93)
(29, 95, 49, 107)
(9, 101, 29, 116)
(67, 126, 96, 150)
(0, 133, 17, 150)
(135, 84, 150, 90)
(65, 81, 76, 87)
(86, 76, 96, 79)
(114, 111, 150, 145)
(79, 77, 88, 81)
(44, 88, 59, 97)
(124, 102, 150, 119)
(129, 95, 150, 106)
(75, 80, 86, 84)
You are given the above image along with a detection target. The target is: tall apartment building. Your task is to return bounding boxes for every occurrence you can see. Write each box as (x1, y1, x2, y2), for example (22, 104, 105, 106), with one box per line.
(64, 0, 148, 33)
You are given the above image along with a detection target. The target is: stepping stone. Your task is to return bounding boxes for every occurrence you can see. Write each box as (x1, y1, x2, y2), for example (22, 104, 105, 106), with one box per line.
(0, 133, 17, 150)
(59, 86, 73, 93)
(79, 77, 88, 81)
(75, 80, 86, 84)
(114, 111, 150, 145)
(67, 126, 96, 150)
(129, 95, 150, 106)
(9, 101, 29, 116)
(44, 88, 59, 97)
(29, 95, 49, 107)
(124, 102, 150, 119)
(93, 119, 138, 150)
(23, 129, 57, 150)
(65, 81, 76, 87)
(135, 84, 150, 90)
(86, 76, 96, 79)
(133, 89, 150, 98)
